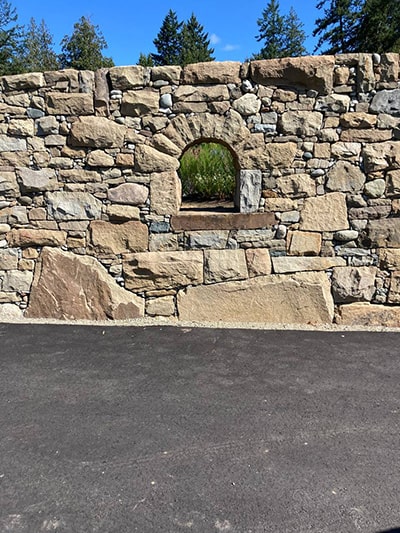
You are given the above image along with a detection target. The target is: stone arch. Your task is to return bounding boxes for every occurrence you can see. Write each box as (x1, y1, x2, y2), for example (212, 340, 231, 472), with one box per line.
(178, 138, 241, 211)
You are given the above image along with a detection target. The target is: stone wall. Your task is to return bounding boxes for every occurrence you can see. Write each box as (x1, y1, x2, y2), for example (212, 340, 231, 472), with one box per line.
(1, 54, 400, 325)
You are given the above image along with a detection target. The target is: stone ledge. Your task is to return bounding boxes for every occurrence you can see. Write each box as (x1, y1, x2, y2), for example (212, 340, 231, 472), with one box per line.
(171, 212, 277, 231)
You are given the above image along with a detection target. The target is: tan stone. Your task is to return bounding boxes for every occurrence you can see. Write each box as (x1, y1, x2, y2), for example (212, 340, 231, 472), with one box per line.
(152, 66, 182, 84)
(204, 249, 248, 284)
(279, 111, 323, 136)
(89, 220, 148, 254)
(233, 94, 261, 116)
(273, 88, 297, 102)
(313, 143, 331, 159)
(151, 133, 182, 158)
(331, 142, 361, 159)
(87, 150, 114, 167)
(121, 89, 159, 117)
(59, 169, 101, 183)
(245, 248, 272, 277)
(150, 171, 181, 215)
(107, 205, 140, 221)
(378, 248, 400, 269)
(340, 129, 392, 143)
(46, 93, 94, 115)
(26, 248, 144, 320)
(326, 161, 366, 193)
(146, 296, 175, 317)
(173, 85, 229, 103)
(287, 231, 322, 256)
(7, 229, 67, 248)
(0, 249, 18, 270)
(250, 56, 335, 95)
(107, 183, 148, 205)
(123, 251, 203, 292)
(177, 272, 334, 324)
(109, 66, 145, 90)
(300, 193, 349, 232)
(385, 170, 400, 197)
(340, 112, 377, 129)
(276, 174, 316, 198)
(183, 62, 241, 85)
(272, 256, 345, 274)
(8, 119, 35, 137)
(115, 153, 134, 167)
(263, 198, 297, 212)
(18, 259, 34, 271)
(362, 142, 400, 173)
(0, 303, 23, 319)
(135, 144, 179, 173)
(2, 72, 44, 91)
(69, 116, 126, 148)
(336, 303, 400, 327)
(388, 271, 400, 303)
(243, 142, 297, 170)
(172, 102, 208, 114)
(368, 219, 400, 248)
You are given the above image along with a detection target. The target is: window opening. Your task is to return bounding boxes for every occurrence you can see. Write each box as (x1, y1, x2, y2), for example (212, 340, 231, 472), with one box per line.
(179, 141, 238, 213)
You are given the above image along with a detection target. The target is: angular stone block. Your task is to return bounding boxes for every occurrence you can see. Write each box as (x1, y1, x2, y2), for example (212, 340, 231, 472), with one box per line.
(250, 56, 334, 94)
(177, 272, 334, 324)
(69, 116, 126, 148)
(107, 183, 148, 206)
(121, 89, 159, 117)
(287, 231, 322, 256)
(135, 145, 179, 173)
(150, 171, 181, 215)
(26, 248, 144, 320)
(89, 220, 148, 255)
(7, 229, 67, 248)
(46, 192, 102, 221)
(300, 193, 349, 232)
(123, 251, 204, 292)
(245, 248, 272, 277)
(336, 303, 400, 327)
(238, 170, 262, 213)
(46, 93, 94, 115)
(204, 249, 248, 284)
(183, 62, 241, 85)
(109, 66, 146, 90)
(272, 256, 346, 274)
(368, 219, 400, 248)
(326, 161, 366, 193)
(331, 266, 377, 303)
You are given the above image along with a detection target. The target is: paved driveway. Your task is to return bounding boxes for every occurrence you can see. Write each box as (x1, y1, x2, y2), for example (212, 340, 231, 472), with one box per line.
(0, 323, 399, 532)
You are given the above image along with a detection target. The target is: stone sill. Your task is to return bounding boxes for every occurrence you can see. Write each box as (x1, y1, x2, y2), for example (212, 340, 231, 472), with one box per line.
(170, 212, 277, 231)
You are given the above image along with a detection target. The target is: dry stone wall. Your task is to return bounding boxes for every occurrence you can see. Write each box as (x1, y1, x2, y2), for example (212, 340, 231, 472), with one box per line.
(1, 54, 400, 325)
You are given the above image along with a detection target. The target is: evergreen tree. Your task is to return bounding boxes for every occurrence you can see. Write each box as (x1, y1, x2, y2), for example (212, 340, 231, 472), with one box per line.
(253, 0, 307, 59)
(137, 52, 154, 67)
(355, 0, 400, 53)
(179, 14, 214, 66)
(313, 0, 362, 54)
(151, 10, 182, 66)
(0, 0, 23, 75)
(59, 16, 114, 70)
(19, 18, 59, 72)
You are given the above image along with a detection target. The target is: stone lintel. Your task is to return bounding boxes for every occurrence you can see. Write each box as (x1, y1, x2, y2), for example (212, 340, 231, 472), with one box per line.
(171, 212, 277, 231)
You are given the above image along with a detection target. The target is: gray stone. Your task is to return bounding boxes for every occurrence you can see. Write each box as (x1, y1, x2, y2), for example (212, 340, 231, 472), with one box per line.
(364, 179, 386, 198)
(233, 94, 261, 116)
(334, 230, 359, 242)
(0, 136, 26, 152)
(187, 231, 229, 249)
(46, 192, 102, 221)
(1, 270, 33, 292)
(160, 93, 173, 109)
(326, 161, 366, 193)
(331, 266, 377, 303)
(370, 89, 400, 116)
(238, 170, 262, 213)
(0, 249, 18, 270)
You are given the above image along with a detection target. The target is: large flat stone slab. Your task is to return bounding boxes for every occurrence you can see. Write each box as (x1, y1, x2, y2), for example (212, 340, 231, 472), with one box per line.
(26, 248, 144, 320)
(177, 272, 334, 324)
(123, 251, 204, 292)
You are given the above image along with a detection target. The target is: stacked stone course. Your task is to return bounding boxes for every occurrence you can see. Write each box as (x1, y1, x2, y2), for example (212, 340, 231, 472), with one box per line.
(0, 54, 400, 325)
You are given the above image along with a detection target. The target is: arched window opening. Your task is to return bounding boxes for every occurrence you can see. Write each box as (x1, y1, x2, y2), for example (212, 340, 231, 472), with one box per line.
(179, 140, 239, 212)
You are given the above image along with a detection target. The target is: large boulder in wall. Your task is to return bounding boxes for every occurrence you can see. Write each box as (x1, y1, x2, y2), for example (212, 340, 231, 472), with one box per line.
(26, 248, 144, 320)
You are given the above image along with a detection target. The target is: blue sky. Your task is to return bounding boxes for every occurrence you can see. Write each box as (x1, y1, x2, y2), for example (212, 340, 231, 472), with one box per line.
(12, 0, 320, 65)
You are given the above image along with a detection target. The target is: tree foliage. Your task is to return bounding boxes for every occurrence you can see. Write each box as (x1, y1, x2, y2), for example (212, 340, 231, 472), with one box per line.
(253, 0, 307, 59)
(313, 0, 362, 54)
(179, 14, 214, 66)
(0, 0, 22, 75)
(137, 52, 154, 67)
(355, 0, 400, 53)
(59, 16, 114, 70)
(19, 18, 59, 72)
(152, 10, 182, 66)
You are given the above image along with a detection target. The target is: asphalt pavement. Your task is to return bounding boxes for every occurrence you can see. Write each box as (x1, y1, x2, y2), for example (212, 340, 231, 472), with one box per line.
(0, 323, 399, 533)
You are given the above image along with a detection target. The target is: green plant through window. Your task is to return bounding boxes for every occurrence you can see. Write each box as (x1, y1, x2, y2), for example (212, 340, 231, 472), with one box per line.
(179, 142, 236, 201)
